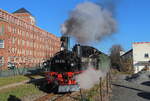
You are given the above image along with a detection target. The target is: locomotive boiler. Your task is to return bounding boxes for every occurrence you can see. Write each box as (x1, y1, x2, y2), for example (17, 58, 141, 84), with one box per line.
(45, 35, 102, 92)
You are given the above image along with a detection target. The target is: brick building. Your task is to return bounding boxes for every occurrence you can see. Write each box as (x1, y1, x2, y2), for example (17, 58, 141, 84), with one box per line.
(0, 8, 60, 70)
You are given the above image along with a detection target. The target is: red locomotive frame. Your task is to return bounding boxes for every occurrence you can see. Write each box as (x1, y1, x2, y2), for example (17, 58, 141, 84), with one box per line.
(45, 71, 81, 85)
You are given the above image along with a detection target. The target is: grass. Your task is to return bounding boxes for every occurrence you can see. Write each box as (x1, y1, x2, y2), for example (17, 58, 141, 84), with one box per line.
(0, 75, 44, 87)
(111, 68, 134, 75)
(0, 84, 43, 101)
(79, 79, 108, 101)
(0, 76, 29, 87)
(78, 84, 102, 101)
(86, 84, 100, 101)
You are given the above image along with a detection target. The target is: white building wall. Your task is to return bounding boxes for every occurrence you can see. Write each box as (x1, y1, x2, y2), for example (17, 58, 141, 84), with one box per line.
(133, 42, 150, 73)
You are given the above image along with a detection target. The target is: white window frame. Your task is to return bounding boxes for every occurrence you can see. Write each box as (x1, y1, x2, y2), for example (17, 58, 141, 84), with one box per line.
(0, 56, 4, 67)
(0, 40, 4, 48)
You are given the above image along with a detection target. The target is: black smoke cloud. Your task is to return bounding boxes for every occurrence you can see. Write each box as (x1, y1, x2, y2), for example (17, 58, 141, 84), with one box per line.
(61, 1, 117, 44)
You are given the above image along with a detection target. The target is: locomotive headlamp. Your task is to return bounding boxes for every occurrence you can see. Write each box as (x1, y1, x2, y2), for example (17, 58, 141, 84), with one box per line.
(71, 63, 74, 67)
(43, 62, 47, 66)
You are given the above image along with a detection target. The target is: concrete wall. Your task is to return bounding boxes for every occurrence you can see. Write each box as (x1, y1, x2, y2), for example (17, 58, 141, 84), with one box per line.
(133, 42, 150, 73)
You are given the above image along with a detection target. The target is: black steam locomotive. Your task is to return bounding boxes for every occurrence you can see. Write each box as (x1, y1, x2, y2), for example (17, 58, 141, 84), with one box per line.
(45, 36, 101, 92)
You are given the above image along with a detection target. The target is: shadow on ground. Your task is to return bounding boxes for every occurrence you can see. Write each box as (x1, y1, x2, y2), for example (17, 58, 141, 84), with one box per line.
(113, 83, 150, 100)
(112, 84, 143, 92)
(141, 81, 150, 86)
(7, 95, 21, 101)
(137, 92, 150, 100)
(27, 77, 56, 93)
(25, 74, 58, 93)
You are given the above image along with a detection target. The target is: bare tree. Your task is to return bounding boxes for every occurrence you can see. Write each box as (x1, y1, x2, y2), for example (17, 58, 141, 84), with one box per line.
(109, 44, 124, 71)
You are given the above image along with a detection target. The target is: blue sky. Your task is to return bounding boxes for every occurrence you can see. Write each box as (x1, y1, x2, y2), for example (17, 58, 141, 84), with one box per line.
(1, 0, 150, 53)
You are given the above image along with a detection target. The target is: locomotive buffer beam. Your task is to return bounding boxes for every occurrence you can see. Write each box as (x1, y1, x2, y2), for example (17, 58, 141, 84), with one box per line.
(58, 85, 80, 93)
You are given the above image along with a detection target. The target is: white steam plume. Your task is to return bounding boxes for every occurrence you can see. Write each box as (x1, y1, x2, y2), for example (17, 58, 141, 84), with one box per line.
(75, 67, 106, 89)
(61, 1, 117, 44)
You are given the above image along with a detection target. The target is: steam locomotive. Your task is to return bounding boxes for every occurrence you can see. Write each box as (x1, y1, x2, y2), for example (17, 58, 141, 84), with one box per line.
(44, 36, 102, 92)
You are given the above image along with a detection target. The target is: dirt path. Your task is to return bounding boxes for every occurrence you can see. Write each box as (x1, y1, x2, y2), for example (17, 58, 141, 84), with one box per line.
(111, 74, 150, 101)
(0, 77, 45, 91)
(0, 80, 29, 90)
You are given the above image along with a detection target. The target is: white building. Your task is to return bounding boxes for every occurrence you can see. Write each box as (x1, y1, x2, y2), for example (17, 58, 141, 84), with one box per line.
(133, 42, 150, 73)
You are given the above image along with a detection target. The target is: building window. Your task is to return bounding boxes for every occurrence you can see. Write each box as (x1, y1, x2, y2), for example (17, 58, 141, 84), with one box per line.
(12, 27, 15, 33)
(0, 40, 4, 48)
(0, 24, 4, 35)
(8, 26, 11, 32)
(0, 56, 4, 67)
(12, 37, 16, 44)
(26, 32, 29, 37)
(144, 53, 149, 58)
(22, 31, 24, 36)
(22, 40, 25, 46)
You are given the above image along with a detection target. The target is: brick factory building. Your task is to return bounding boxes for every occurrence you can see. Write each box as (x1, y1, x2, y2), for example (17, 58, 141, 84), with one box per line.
(0, 8, 60, 70)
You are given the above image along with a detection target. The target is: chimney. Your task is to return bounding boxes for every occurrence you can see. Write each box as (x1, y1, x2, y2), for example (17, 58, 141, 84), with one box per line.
(73, 44, 82, 57)
(60, 35, 70, 51)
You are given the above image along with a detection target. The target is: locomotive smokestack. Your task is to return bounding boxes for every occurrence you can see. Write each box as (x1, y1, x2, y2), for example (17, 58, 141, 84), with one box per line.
(73, 44, 82, 57)
(60, 35, 70, 51)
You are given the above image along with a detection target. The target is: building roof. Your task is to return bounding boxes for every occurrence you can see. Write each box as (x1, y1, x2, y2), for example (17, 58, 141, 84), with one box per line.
(121, 49, 133, 57)
(133, 42, 150, 44)
(13, 8, 32, 15)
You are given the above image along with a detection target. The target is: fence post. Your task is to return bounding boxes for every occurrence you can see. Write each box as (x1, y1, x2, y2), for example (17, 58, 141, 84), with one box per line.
(80, 89, 83, 101)
(99, 77, 103, 101)
(106, 73, 109, 94)
(108, 71, 112, 89)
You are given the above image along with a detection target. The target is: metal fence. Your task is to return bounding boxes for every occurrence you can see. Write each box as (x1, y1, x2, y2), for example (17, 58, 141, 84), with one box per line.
(0, 66, 45, 77)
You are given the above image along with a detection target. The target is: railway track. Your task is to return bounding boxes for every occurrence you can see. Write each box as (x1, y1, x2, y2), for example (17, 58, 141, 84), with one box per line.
(34, 93, 72, 101)
(34, 91, 81, 101)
